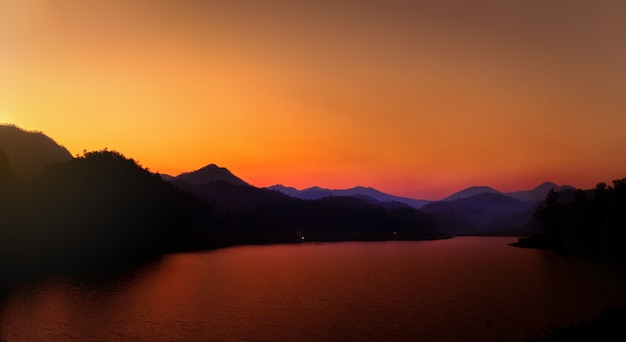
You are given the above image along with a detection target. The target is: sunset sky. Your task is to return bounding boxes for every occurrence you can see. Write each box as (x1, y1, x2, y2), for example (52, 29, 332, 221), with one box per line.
(1, 0, 625, 200)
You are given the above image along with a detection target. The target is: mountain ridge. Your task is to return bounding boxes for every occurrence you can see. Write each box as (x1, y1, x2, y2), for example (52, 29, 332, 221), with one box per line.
(267, 184, 431, 208)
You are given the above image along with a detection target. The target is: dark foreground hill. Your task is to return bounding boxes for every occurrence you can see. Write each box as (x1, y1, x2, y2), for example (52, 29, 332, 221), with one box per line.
(0, 150, 212, 276)
(512, 179, 626, 265)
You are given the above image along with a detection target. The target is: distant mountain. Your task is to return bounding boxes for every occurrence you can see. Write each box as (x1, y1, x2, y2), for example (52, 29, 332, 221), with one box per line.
(431, 182, 574, 235)
(267, 185, 430, 208)
(0, 124, 73, 179)
(176, 164, 248, 186)
(443, 186, 501, 201)
(506, 182, 575, 203)
(422, 192, 535, 235)
(442, 182, 575, 203)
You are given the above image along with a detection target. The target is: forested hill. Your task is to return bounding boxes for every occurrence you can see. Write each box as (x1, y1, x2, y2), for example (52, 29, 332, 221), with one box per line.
(513, 179, 626, 265)
(0, 150, 211, 275)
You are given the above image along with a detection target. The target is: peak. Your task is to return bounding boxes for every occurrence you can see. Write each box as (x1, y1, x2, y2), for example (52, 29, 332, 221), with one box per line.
(442, 185, 500, 201)
(198, 163, 224, 170)
(351, 186, 375, 191)
(176, 163, 247, 186)
(268, 184, 296, 190)
(535, 181, 558, 188)
(467, 185, 496, 190)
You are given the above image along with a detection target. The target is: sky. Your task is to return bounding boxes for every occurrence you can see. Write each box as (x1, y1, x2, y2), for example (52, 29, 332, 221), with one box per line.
(1, 0, 625, 200)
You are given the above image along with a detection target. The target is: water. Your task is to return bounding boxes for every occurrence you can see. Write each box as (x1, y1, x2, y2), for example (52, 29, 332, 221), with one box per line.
(1, 237, 624, 341)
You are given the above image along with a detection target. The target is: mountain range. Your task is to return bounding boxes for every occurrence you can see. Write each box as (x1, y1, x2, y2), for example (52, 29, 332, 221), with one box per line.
(267, 182, 573, 209)
(168, 163, 574, 236)
(0, 123, 577, 237)
(267, 184, 430, 208)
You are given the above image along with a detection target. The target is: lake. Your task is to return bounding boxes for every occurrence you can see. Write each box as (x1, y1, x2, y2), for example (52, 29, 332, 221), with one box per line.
(1, 237, 624, 341)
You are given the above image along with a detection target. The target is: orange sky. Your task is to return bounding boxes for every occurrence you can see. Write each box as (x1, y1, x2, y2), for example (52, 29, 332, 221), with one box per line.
(1, 0, 625, 200)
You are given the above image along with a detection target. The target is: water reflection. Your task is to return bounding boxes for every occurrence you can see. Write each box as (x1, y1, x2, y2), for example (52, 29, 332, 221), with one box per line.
(1, 238, 624, 341)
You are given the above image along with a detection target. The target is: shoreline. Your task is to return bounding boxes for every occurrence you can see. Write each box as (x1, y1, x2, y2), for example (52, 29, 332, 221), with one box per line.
(172, 232, 454, 254)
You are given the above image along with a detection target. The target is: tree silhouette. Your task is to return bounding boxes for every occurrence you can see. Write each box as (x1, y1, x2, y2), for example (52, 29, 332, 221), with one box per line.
(517, 178, 626, 264)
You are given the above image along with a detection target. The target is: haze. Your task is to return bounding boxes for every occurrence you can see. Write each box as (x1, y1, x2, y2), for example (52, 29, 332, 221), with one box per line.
(1, 0, 625, 199)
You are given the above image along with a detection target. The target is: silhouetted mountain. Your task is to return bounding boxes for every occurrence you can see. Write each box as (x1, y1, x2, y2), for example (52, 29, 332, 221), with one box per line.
(173, 179, 293, 210)
(506, 182, 575, 202)
(176, 164, 247, 186)
(267, 185, 430, 208)
(0, 124, 72, 179)
(422, 192, 535, 235)
(442, 186, 501, 201)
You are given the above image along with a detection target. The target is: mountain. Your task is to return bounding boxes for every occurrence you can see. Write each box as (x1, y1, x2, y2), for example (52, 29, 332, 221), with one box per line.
(173, 179, 293, 210)
(176, 164, 248, 186)
(506, 182, 575, 203)
(267, 185, 430, 208)
(422, 192, 535, 235)
(0, 124, 73, 179)
(442, 186, 501, 201)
